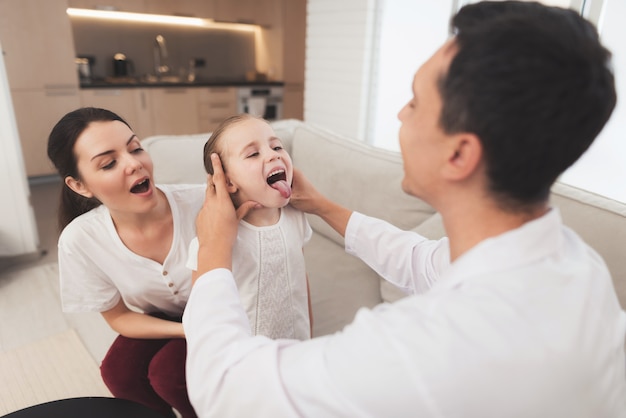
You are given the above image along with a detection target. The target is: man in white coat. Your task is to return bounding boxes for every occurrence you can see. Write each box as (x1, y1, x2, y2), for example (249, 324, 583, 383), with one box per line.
(184, 1, 626, 417)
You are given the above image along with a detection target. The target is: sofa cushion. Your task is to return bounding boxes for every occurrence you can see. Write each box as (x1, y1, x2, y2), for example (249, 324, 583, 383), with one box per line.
(291, 123, 437, 247)
(551, 182, 626, 308)
(143, 132, 209, 184)
(305, 232, 383, 336)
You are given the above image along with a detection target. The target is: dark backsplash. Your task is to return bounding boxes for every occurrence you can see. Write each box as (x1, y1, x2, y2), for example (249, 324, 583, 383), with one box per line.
(70, 16, 256, 82)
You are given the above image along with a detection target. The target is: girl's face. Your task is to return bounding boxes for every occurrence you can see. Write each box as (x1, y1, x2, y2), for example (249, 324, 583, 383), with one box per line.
(65, 120, 157, 217)
(221, 118, 293, 208)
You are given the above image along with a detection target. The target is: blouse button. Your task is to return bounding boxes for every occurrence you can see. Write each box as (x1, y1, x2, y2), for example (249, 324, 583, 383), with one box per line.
(168, 282, 174, 288)
(173, 291, 179, 295)
(162, 270, 168, 276)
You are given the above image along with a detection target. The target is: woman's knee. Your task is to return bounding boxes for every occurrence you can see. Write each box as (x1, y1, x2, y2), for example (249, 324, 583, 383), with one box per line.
(148, 339, 188, 387)
(100, 335, 166, 392)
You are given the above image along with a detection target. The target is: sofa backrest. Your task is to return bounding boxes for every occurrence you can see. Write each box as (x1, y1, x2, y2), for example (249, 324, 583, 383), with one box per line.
(142, 119, 303, 185)
(290, 123, 437, 246)
(550, 183, 626, 306)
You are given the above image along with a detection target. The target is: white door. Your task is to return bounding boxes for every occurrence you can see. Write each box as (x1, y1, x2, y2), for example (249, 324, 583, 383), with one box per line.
(0, 41, 39, 256)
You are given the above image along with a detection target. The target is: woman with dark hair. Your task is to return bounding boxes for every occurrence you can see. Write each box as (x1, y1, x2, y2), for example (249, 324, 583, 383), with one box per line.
(47, 107, 202, 418)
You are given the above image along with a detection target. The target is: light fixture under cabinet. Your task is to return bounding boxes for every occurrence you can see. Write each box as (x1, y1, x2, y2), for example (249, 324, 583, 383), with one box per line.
(66, 8, 258, 32)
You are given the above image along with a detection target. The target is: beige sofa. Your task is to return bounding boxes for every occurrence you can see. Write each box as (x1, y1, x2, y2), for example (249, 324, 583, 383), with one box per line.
(142, 119, 626, 337)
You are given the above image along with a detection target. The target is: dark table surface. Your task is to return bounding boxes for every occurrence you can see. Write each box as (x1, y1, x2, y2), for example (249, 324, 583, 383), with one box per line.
(2, 397, 170, 418)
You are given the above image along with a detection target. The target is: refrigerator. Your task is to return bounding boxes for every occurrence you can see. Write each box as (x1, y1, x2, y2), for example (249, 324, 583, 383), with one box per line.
(0, 41, 39, 257)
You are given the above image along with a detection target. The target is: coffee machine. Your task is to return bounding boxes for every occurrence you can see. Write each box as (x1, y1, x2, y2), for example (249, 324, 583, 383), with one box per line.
(113, 53, 133, 77)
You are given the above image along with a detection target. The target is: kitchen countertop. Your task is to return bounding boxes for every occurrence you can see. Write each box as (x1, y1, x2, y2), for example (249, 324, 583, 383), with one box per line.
(80, 77, 285, 89)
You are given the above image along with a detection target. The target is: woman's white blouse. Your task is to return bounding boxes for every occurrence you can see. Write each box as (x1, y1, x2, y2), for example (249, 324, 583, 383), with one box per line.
(58, 184, 205, 317)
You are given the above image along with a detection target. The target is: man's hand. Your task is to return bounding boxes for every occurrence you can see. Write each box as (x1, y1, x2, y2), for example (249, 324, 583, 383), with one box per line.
(194, 153, 259, 283)
(290, 168, 328, 216)
(290, 168, 352, 238)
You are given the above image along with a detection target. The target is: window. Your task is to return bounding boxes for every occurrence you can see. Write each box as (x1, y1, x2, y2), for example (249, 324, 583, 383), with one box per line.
(559, 0, 626, 203)
(367, 0, 626, 202)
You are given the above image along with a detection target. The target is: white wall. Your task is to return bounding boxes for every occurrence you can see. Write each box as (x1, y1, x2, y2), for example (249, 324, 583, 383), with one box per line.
(367, 0, 453, 150)
(304, 0, 378, 141)
(0, 41, 39, 256)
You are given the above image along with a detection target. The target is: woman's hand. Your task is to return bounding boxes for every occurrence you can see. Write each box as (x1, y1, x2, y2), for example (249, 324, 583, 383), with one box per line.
(195, 153, 259, 281)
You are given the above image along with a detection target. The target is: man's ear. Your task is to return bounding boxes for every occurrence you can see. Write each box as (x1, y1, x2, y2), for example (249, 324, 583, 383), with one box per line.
(442, 133, 482, 181)
(64, 176, 93, 199)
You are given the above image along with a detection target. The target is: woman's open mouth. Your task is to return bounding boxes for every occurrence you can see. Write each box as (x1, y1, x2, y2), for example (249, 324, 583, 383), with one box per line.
(130, 178, 150, 194)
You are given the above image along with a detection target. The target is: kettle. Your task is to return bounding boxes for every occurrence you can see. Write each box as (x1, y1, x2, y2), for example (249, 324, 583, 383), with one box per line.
(113, 53, 133, 77)
(76, 57, 92, 81)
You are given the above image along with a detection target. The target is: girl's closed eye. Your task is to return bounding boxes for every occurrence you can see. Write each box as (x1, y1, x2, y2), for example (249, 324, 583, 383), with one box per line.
(246, 151, 259, 158)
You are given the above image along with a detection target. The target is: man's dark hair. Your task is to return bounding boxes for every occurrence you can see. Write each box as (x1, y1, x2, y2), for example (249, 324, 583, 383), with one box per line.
(440, 1, 616, 210)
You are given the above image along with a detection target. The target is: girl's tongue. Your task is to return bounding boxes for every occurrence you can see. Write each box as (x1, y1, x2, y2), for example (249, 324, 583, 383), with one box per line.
(270, 180, 292, 198)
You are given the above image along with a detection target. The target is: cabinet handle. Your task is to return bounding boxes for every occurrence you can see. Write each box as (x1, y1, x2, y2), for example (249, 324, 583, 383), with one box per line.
(44, 84, 76, 90)
(45, 89, 77, 97)
(209, 102, 230, 109)
(93, 90, 123, 96)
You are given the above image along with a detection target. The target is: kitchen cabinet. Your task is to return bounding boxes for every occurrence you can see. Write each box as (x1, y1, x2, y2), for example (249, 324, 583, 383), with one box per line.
(0, 0, 77, 90)
(11, 90, 80, 177)
(69, 0, 214, 17)
(143, 0, 214, 18)
(68, 0, 279, 24)
(149, 88, 200, 135)
(281, 0, 306, 120)
(132, 89, 156, 138)
(213, 0, 280, 27)
(196, 87, 237, 132)
(81, 85, 239, 138)
(81, 87, 199, 138)
(0, 0, 80, 177)
(282, 84, 304, 120)
(67, 0, 146, 13)
(80, 88, 141, 132)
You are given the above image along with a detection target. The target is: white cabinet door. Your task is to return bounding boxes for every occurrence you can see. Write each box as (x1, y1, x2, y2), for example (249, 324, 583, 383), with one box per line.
(143, 0, 215, 17)
(67, 0, 146, 13)
(197, 87, 237, 132)
(150, 88, 200, 135)
(12, 90, 80, 177)
(0, 0, 80, 177)
(213, 0, 280, 27)
(80, 88, 140, 132)
(0, 0, 78, 90)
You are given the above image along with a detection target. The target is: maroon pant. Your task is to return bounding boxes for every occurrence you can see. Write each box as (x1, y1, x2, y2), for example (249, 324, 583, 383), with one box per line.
(100, 327, 197, 417)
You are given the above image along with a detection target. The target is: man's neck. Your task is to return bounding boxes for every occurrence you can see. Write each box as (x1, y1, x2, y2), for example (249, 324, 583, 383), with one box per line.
(440, 198, 549, 262)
